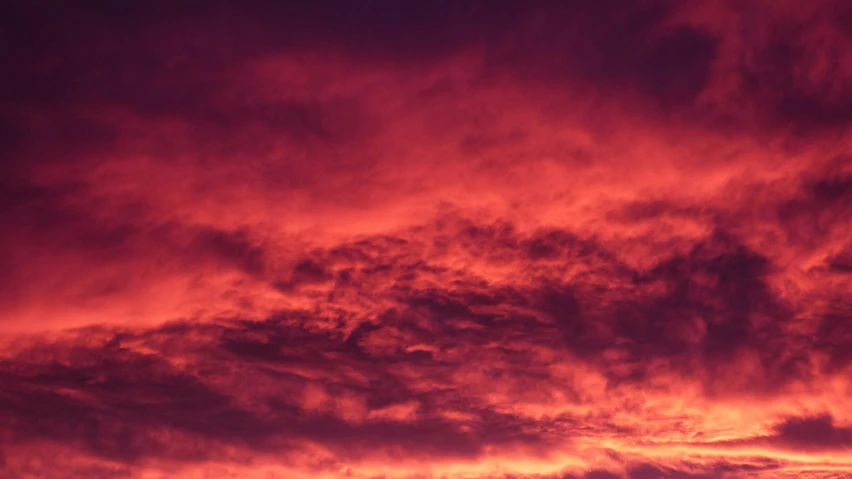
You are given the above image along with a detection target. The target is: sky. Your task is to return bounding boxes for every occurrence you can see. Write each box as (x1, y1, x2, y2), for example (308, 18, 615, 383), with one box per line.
(2, 1, 852, 478)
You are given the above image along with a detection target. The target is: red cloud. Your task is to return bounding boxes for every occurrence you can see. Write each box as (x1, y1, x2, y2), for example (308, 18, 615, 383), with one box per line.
(2, 1, 852, 478)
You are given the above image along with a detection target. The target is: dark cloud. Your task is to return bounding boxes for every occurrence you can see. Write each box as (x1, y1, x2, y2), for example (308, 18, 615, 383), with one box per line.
(646, 232, 777, 356)
(628, 463, 718, 479)
(778, 171, 852, 246)
(0, 312, 564, 468)
(482, 0, 674, 86)
(0, 212, 847, 474)
(0, 337, 252, 459)
(1, 0, 517, 112)
(771, 414, 852, 451)
(742, 22, 852, 131)
(314, 221, 810, 395)
(191, 227, 267, 276)
(710, 459, 783, 476)
(696, 414, 852, 457)
(274, 258, 334, 292)
(635, 27, 718, 106)
(816, 307, 852, 371)
(2, 0, 847, 160)
(583, 471, 622, 479)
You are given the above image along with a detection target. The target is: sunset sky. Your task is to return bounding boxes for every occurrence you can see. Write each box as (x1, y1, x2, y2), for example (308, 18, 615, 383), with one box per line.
(2, 1, 852, 478)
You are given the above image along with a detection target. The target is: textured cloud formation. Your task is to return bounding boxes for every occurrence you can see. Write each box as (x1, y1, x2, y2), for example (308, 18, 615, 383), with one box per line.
(2, 1, 852, 478)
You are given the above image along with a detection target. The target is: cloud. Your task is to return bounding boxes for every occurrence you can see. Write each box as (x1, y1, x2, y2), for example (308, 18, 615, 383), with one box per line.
(2, 1, 852, 478)
(772, 414, 852, 451)
(628, 463, 719, 479)
(0, 216, 845, 476)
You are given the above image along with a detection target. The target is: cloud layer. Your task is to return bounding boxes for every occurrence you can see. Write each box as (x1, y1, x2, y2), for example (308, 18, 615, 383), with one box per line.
(2, 1, 852, 478)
